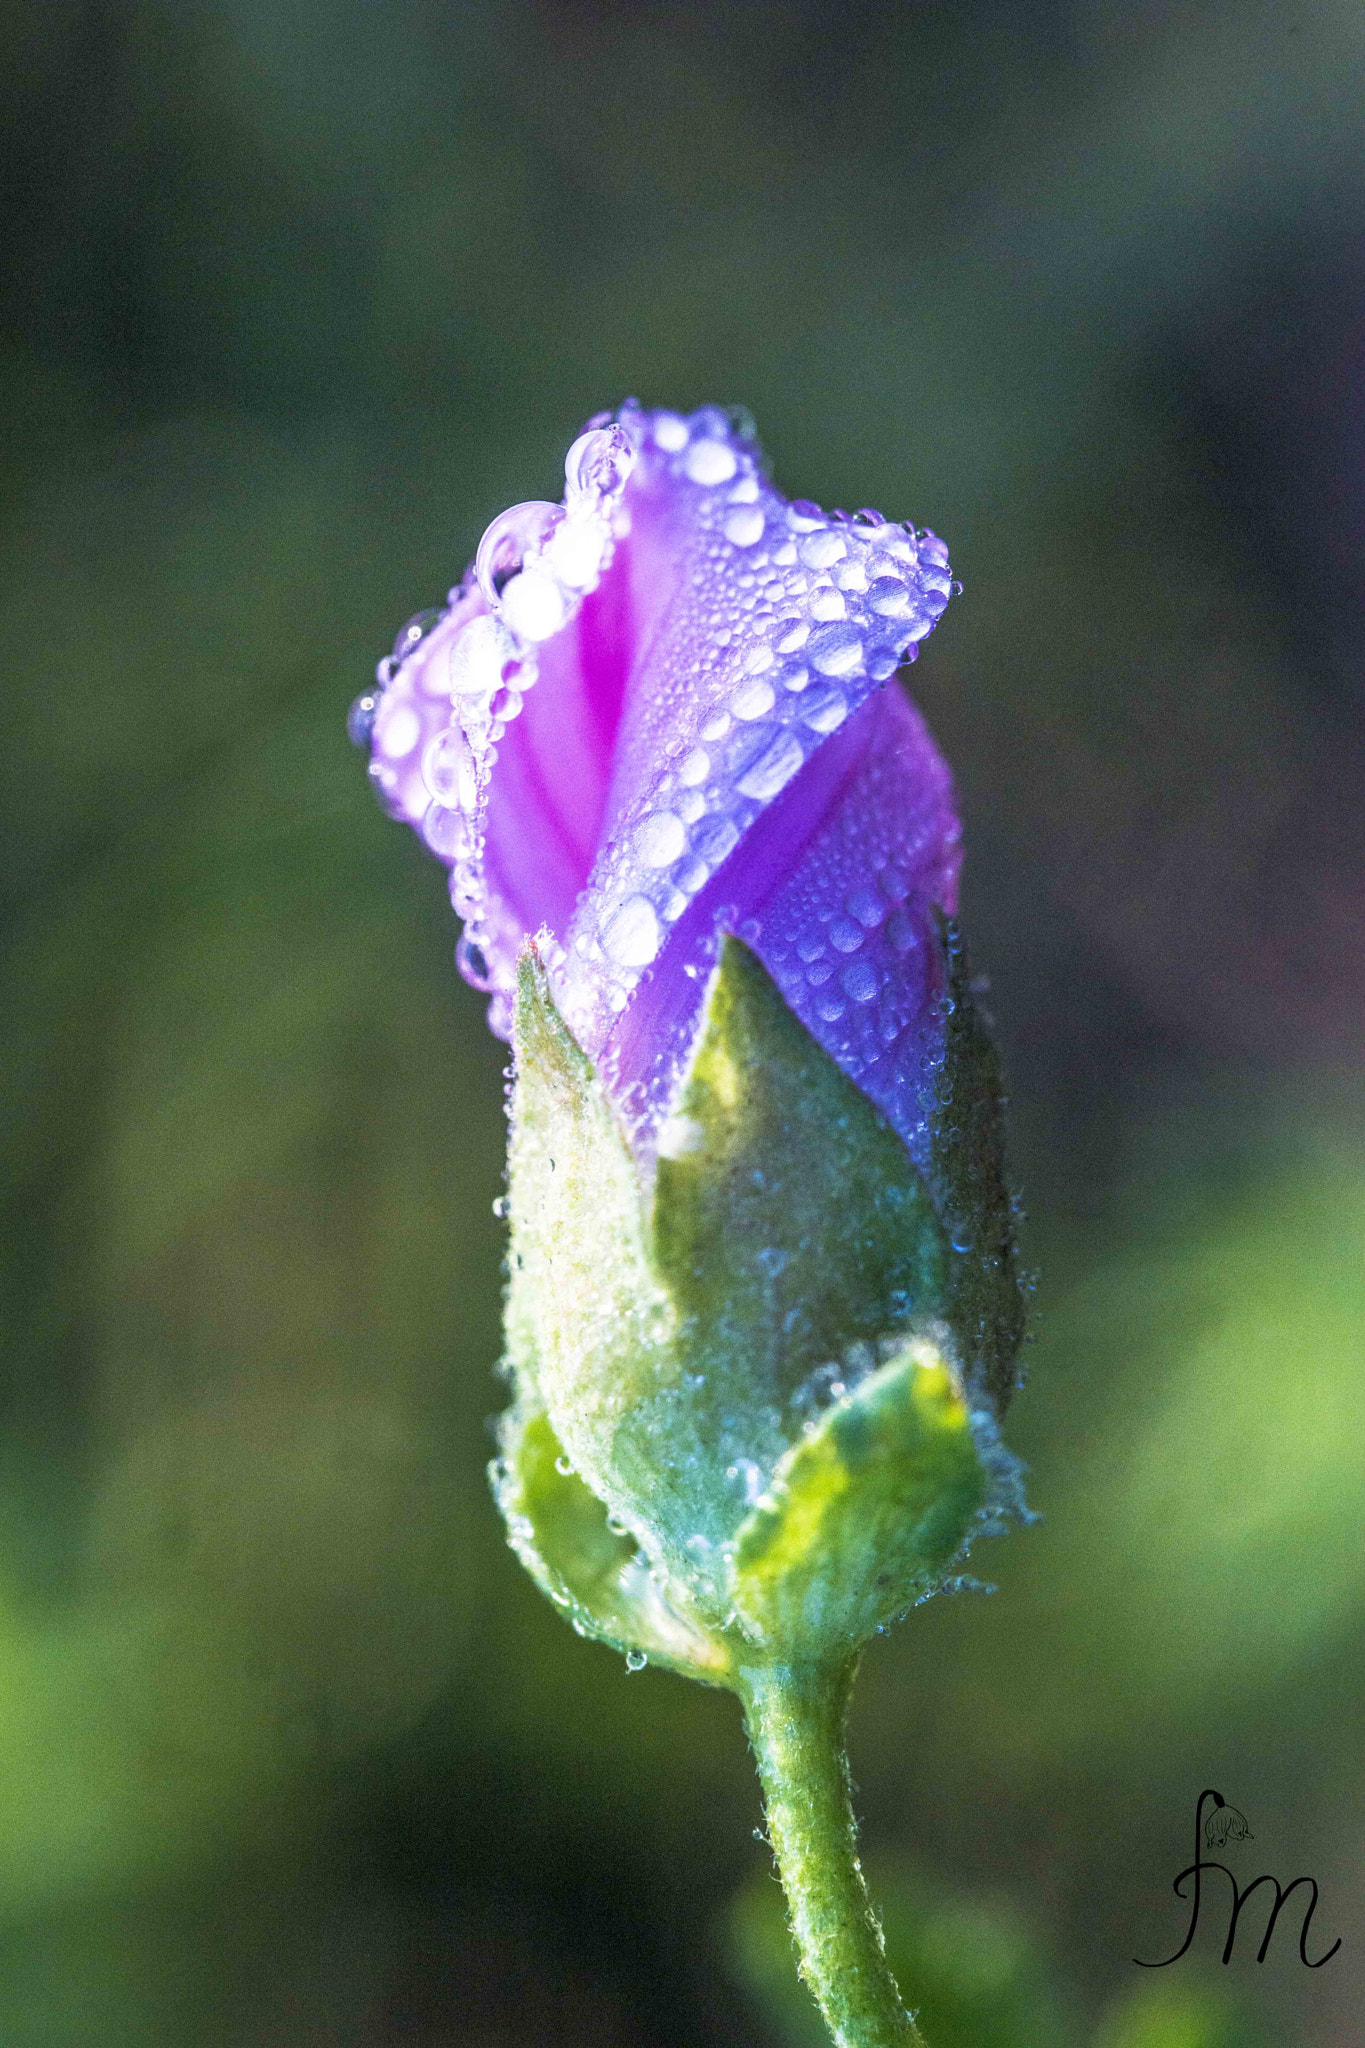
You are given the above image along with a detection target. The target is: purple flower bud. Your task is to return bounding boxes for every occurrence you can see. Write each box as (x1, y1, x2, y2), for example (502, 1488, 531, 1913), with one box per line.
(354, 403, 960, 1167)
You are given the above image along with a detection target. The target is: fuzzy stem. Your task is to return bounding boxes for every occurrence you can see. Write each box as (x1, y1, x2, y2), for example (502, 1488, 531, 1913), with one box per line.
(739, 1659, 925, 2048)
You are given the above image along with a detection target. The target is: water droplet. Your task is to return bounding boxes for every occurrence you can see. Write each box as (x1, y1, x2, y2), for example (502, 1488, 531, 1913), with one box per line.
(678, 747, 710, 787)
(809, 585, 846, 622)
(391, 607, 443, 666)
(491, 1194, 509, 1219)
(347, 691, 380, 747)
(602, 894, 661, 967)
(691, 815, 740, 867)
(842, 959, 878, 1003)
(564, 423, 634, 502)
(475, 501, 562, 606)
(448, 615, 514, 696)
(847, 888, 884, 930)
(801, 686, 849, 733)
(421, 801, 465, 859)
(731, 676, 775, 720)
(735, 727, 805, 800)
(422, 726, 475, 808)
(773, 618, 809, 654)
(683, 439, 737, 485)
(375, 700, 421, 760)
(869, 577, 913, 617)
(625, 1649, 648, 1672)
(500, 567, 566, 643)
(653, 412, 689, 452)
(808, 621, 864, 677)
(635, 810, 686, 868)
(723, 504, 765, 547)
(798, 529, 846, 570)
(458, 933, 494, 990)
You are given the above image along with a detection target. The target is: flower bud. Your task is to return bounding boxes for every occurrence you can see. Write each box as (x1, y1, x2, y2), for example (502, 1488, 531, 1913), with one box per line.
(495, 932, 1023, 1681)
(354, 402, 1026, 1686)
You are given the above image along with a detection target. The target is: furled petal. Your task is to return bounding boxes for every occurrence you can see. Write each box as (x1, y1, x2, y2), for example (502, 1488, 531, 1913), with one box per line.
(355, 404, 959, 1122)
(605, 681, 960, 1166)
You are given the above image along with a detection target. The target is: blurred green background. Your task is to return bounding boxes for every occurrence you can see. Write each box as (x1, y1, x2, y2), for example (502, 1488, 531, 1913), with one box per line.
(2, 2, 1363, 2042)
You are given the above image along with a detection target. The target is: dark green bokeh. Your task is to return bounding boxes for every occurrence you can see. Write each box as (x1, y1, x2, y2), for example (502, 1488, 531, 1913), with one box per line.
(2, 3, 1363, 2042)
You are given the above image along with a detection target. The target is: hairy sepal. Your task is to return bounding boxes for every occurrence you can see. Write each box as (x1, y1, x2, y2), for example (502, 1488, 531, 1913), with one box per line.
(500, 937, 1011, 1678)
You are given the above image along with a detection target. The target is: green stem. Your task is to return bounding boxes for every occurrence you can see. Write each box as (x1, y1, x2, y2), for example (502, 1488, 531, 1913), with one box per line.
(738, 1659, 925, 2048)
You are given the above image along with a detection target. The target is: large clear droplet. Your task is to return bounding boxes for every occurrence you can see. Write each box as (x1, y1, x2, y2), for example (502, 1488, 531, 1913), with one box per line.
(564, 424, 634, 504)
(422, 726, 476, 809)
(601, 894, 661, 967)
(474, 501, 563, 607)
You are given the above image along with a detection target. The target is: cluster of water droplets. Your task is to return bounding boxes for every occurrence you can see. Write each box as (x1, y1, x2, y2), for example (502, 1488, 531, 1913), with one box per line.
(354, 400, 955, 1061)
(350, 416, 636, 1025)
(554, 406, 955, 1065)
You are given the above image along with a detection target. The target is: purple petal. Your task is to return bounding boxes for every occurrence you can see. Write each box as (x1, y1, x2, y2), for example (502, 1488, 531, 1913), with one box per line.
(602, 681, 960, 1165)
(359, 404, 960, 1108)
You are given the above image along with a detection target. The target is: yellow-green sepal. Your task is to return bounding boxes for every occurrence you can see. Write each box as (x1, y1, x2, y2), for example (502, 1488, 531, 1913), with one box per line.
(728, 1328, 989, 1656)
(493, 1402, 730, 1683)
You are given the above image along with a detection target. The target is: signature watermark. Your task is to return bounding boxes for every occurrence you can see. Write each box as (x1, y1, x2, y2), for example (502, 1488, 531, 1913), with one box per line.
(1136, 1789, 1341, 1969)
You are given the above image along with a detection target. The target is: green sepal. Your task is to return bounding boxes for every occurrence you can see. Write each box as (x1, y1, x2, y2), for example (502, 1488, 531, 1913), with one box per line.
(504, 947, 677, 1544)
(654, 935, 948, 1366)
(646, 936, 951, 1569)
(493, 1403, 730, 1682)
(928, 916, 1026, 1418)
(501, 936, 1018, 1675)
(729, 1329, 988, 1655)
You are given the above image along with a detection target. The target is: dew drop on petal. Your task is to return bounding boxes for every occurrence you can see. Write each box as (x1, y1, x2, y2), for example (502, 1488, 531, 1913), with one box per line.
(544, 517, 605, 589)
(602, 894, 662, 967)
(869, 576, 914, 617)
(457, 932, 494, 990)
(809, 586, 846, 622)
(375, 702, 420, 759)
(347, 691, 379, 747)
(683, 440, 737, 485)
(735, 727, 806, 800)
(774, 618, 809, 653)
(731, 676, 776, 720)
(391, 608, 443, 666)
(842, 959, 879, 1003)
(691, 815, 739, 866)
(421, 801, 465, 859)
(678, 747, 711, 787)
(499, 567, 566, 643)
(448, 615, 514, 696)
(422, 726, 475, 807)
(474, 500, 562, 606)
(635, 810, 686, 868)
(798, 529, 846, 570)
(801, 686, 849, 733)
(808, 622, 864, 677)
(563, 423, 634, 502)
(723, 505, 765, 547)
